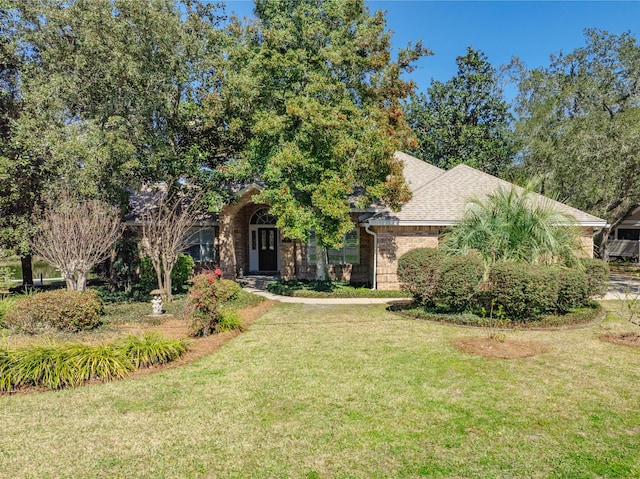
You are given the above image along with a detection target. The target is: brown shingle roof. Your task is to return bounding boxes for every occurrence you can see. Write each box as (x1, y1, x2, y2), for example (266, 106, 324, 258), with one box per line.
(367, 160, 606, 227)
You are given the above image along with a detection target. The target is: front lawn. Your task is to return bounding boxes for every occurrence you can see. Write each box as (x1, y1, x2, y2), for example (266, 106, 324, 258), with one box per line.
(1, 303, 640, 478)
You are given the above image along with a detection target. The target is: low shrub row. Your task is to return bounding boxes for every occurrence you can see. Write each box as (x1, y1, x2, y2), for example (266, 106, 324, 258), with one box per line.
(0, 333, 188, 392)
(398, 249, 609, 320)
(267, 280, 410, 298)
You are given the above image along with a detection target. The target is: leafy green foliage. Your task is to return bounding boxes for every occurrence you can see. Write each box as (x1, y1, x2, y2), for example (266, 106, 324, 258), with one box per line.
(438, 252, 485, 311)
(0, 295, 17, 327)
(397, 249, 484, 310)
(512, 29, 640, 251)
(4, 289, 103, 334)
(187, 273, 241, 336)
(397, 248, 446, 306)
(0, 333, 188, 392)
(214, 0, 430, 248)
(556, 268, 590, 314)
(398, 248, 594, 320)
(581, 258, 610, 297)
(117, 333, 188, 369)
(266, 280, 410, 298)
(489, 261, 559, 319)
(405, 47, 514, 175)
(171, 254, 195, 294)
(216, 309, 242, 333)
(442, 186, 581, 266)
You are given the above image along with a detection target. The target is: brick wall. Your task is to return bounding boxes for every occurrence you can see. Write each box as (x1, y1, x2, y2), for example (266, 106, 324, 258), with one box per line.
(374, 225, 439, 290)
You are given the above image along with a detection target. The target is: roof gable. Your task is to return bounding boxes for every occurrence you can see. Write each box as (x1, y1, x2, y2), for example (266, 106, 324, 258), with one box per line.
(367, 157, 606, 227)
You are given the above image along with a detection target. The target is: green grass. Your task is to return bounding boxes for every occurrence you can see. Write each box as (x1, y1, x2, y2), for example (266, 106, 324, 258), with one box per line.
(1, 303, 640, 478)
(267, 279, 411, 298)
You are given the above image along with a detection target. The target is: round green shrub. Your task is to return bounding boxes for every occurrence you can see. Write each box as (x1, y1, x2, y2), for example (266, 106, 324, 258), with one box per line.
(581, 258, 610, 297)
(439, 251, 485, 311)
(397, 248, 446, 306)
(556, 267, 589, 313)
(489, 261, 559, 320)
(4, 289, 104, 334)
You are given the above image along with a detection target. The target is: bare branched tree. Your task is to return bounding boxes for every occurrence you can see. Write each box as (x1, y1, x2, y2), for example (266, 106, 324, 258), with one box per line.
(31, 196, 123, 291)
(139, 190, 202, 302)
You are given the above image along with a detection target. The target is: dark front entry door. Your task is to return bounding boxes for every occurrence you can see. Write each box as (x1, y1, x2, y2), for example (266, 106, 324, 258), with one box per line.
(258, 228, 278, 271)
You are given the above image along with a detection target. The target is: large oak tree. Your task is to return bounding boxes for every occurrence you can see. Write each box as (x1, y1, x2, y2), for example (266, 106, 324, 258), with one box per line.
(208, 0, 430, 252)
(513, 29, 640, 255)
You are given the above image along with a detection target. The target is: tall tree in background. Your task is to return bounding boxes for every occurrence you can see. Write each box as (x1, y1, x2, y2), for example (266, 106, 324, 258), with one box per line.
(0, 1, 227, 283)
(209, 0, 429, 271)
(405, 47, 514, 176)
(513, 29, 640, 254)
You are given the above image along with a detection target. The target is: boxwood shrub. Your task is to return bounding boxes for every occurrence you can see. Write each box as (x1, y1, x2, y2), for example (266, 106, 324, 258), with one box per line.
(4, 289, 104, 334)
(439, 251, 485, 311)
(556, 268, 590, 313)
(397, 248, 446, 306)
(581, 258, 610, 297)
(489, 261, 559, 319)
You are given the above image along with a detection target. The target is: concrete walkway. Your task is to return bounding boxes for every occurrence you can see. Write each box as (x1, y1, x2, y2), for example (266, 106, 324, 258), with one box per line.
(601, 274, 640, 300)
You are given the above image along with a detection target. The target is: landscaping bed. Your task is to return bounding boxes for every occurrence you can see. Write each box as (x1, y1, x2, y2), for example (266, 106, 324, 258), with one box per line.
(391, 302, 605, 330)
(267, 279, 410, 298)
(0, 288, 271, 393)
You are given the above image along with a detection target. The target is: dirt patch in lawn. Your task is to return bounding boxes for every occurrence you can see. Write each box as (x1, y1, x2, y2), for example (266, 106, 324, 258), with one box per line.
(452, 337, 549, 359)
(126, 299, 277, 378)
(600, 332, 640, 349)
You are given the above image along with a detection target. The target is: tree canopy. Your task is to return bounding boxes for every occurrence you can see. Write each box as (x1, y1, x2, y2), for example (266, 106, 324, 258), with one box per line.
(0, 0, 227, 280)
(512, 29, 640, 252)
(405, 47, 514, 176)
(209, 0, 430, 248)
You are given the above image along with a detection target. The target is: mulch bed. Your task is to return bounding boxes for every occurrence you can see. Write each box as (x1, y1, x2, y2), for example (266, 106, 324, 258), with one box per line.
(125, 299, 277, 378)
(452, 337, 549, 359)
(600, 332, 640, 349)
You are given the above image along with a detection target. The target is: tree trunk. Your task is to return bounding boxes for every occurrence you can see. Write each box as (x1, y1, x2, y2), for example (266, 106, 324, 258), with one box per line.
(21, 254, 33, 287)
(64, 272, 76, 291)
(315, 246, 327, 281)
(76, 271, 87, 291)
(164, 268, 173, 303)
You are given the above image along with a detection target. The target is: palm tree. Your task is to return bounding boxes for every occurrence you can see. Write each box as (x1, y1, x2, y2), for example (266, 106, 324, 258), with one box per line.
(441, 186, 581, 266)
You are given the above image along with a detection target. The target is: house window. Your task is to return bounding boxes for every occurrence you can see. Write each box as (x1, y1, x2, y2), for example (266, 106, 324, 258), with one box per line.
(618, 229, 640, 241)
(186, 227, 216, 262)
(307, 228, 360, 265)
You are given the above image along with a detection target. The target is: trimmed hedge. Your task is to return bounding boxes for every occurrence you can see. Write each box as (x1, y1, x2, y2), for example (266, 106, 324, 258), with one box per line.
(439, 251, 485, 311)
(4, 289, 104, 334)
(397, 248, 602, 321)
(581, 258, 610, 297)
(397, 248, 446, 306)
(490, 262, 559, 319)
(557, 268, 589, 313)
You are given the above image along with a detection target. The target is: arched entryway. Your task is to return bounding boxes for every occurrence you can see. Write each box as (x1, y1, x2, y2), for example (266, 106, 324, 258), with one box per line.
(248, 208, 279, 273)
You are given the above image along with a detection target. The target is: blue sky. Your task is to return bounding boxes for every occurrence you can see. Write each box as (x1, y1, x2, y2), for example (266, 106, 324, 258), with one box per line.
(223, 1, 640, 95)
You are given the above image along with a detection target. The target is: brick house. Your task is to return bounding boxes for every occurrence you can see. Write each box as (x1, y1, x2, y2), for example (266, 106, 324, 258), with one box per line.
(209, 151, 606, 289)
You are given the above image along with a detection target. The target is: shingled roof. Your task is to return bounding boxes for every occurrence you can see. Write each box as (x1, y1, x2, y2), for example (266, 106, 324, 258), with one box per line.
(366, 156, 606, 227)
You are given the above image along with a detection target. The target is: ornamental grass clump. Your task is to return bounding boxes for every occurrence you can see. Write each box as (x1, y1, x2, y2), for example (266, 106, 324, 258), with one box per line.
(186, 272, 241, 336)
(118, 333, 188, 368)
(0, 334, 188, 393)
